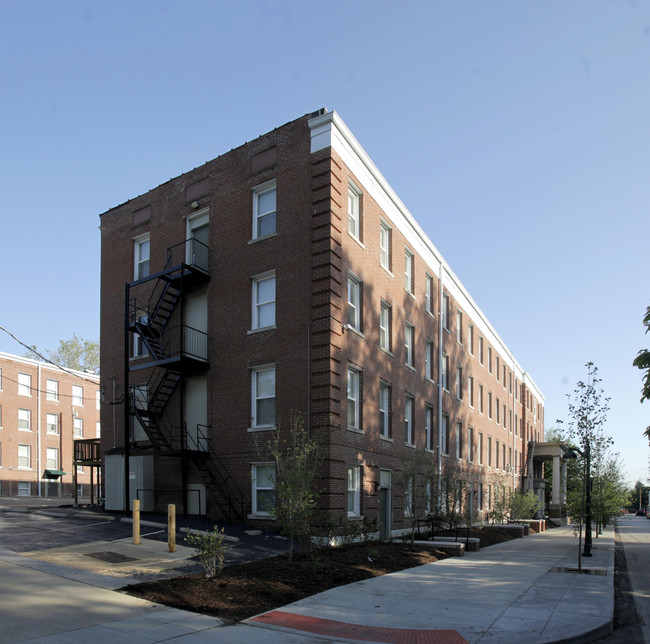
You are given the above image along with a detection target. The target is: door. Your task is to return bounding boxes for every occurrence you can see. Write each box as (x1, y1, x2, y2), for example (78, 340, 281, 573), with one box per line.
(379, 470, 392, 539)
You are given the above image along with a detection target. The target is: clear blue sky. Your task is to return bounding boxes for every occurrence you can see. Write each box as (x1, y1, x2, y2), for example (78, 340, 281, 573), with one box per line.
(1, 1, 648, 484)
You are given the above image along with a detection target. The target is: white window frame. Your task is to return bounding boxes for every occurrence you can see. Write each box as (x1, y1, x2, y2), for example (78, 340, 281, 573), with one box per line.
(18, 373, 31, 397)
(252, 179, 277, 240)
(46, 447, 59, 470)
(347, 181, 361, 241)
(456, 366, 463, 400)
(456, 420, 463, 460)
(379, 301, 391, 353)
(73, 416, 83, 438)
(441, 413, 449, 456)
(468, 323, 474, 354)
(468, 426, 474, 463)
(456, 310, 463, 344)
(251, 463, 276, 516)
(347, 274, 362, 332)
(133, 233, 150, 281)
(379, 219, 391, 271)
(251, 365, 276, 429)
(479, 432, 484, 466)
(347, 466, 361, 517)
(425, 274, 433, 314)
(17, 481, 31, 496)
(404, 395, 414, 446)
(46, 413, 59, 434)
(468, 375, 474, 408)
(404, 322, 414, 368)
(441, 354, 449, 391)
(379, 382, 391, 439)
(479, 384, 484, 414)
(251, 271, 276, 330)
(404, 248, 414, 294)
(18, 444, 31, 469)
(46, 379, 59, 401)
(442, 292, 450, 331)
(72, 385, 84, 407)
(425, 339, 433, 380)
(18, 408, 31, 431)
(425, 405, 434, 451)
(347, 367, 361, 431)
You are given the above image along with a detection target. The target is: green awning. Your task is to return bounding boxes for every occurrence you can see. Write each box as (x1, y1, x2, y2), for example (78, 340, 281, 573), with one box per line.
(43, 470, 66, 479)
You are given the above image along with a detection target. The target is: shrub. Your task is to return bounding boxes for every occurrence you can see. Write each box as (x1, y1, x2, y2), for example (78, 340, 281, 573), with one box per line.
(185, 526, 226, 579)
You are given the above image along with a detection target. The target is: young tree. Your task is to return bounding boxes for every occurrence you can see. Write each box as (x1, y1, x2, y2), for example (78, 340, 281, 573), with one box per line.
(25, 333, 99, 372)
(401, 449, 438, 542)
(256, 411, 323, 562)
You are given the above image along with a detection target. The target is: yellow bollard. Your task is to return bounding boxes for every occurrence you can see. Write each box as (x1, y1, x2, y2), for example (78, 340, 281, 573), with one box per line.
(133, 499, 141, 545)
(168, 504, 176, 553)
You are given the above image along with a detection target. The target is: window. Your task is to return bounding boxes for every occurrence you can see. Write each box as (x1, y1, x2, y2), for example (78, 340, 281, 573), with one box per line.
(425, 274, 433, 314)
(380, 301, 392, 352)
(468, 427, 474, 463)
(73, 417, 83, 438)
(379, 220, 391, 270)
(468, 324, 474, 354)
(456, 366, 463, 400)
(425, 405, 434, 451)
(46, 448, 59, 470)
(456, 310, 463, 344)
(442, 292, 450, 330)
(379, 382, 391, 438)
(252, 366, 275, 429)
(347, 367, 361, 431)
(347, 275, 362, 332)
(348, 466, 361, 516)
(496, 356, 500, 381)
(441, 413, 449, 455)
(404, 475, 414, 517)
(252, 180, 277, 239)
(441, 354, 449, 390)
(348, 182, 361, 240)
(18, 481, 31, 496)
(488, 392, 493, 419)
(96, 389, 101, 410)
(252, 272, 276, 329)
(468, 376, 474, 407)
(488, 347, 493, 374)
(478, 432, 484, 465)
(504, 404, 508, 430)
(425, 339, 434, 380)
(404, 395, 414, 445)
(252, 463, 275, 515)
(496, 398, 500, 425)
(478, 384, 484, 414)
(134, 233, 150, 280)
(503, 364, 507, 387)
(18, 373, 31, 397)
(18, 444, 31, 469)
(404, 248, 414, 293)
(487, 437, 492, 467)
(495, 440, 500, 469)
(455, 421, 463, 459)
(46, 379, 59, 401)
(404, 322, 414, 368)
(479, 336, 484, 364)
(503, 444, 507, 471)
(46, 413, 59, 434)
(18, 409, 30, 431)
(72, 385, 84, 407)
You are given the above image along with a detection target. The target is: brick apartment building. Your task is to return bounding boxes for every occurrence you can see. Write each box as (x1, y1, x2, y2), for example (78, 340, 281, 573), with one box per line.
(0, 352, 101, 499)
(99, 109, 545, 534)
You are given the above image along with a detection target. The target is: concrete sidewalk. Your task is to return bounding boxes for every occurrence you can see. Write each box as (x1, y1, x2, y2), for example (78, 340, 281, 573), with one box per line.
(0, 524, 614, 644)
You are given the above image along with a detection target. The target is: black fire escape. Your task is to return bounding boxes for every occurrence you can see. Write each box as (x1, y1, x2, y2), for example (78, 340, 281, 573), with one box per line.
(124, 238, 244, 522)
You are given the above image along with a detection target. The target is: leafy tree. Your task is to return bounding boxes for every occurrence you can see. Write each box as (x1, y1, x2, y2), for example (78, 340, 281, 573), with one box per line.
(633, 305, 650, 404)
(401, 448, 438, 541)
(25, 333, 99, 373)
(256, 411, 323, 562)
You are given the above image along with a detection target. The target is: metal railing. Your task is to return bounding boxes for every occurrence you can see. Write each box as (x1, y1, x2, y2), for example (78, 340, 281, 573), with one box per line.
(166, 238, 209, 274)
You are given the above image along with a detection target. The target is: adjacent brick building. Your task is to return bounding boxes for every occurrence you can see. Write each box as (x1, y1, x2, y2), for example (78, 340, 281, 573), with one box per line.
(99, 109, 544, 535)
(0, 352, 100, 499)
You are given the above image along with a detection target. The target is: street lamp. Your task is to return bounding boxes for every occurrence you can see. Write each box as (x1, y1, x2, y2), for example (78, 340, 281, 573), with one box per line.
(564, 442, 592, 558)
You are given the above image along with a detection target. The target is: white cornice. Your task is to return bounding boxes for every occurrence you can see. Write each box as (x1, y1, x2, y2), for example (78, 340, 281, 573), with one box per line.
(309, 110, 544, 404)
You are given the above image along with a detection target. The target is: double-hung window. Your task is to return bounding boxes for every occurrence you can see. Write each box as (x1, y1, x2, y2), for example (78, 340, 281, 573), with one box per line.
(72, 385, 83, 407)
(425, 405, 434, 451)
(456, 310, 463, 344)
(73, 417, 83, 438)
(252, 366, 275, 429)
(347, 275, 362, 332)
(379, 220, 391, 270)
(46, 448, 59, 470)
(134, 233, 150, 280)
(468, 324, 474, 354)
(456, 421, 463, 460)
(425, 339, 433, 380)
(442, 292, 450, 331)
(348, 182, 361, 241)
(18, 409, 31, 431)
(252, 271, 276, 330)
(468, 427, 474, 463)
(441, 354, 449, 390)
(404, 395, 414, 445)
(347, 367, 361, 431)
(379, 301, 392, 352)
(252, 463, 275, 515)
(47, 413, 59, 434)
(479, 432, 484, 465)
(456, 366, 463, 400)
(18, 444, 31, 469)
(46, 379, 59, 401)
(18, 373, 31, 397)
(478, 384, 484, 414)
(252, 180, 277, 239)
(425, 274, 433, 314)
(404, 248, 414, 294)
(441, 413, 449, 456)
(404, 322, 414, 368)
(468, 376, 474, 407)
(347, 466, 361, 516)
(379, 382, 391, 438)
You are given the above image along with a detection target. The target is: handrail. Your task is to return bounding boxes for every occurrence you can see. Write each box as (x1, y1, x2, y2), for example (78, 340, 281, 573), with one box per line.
(166, 238, 209, 274)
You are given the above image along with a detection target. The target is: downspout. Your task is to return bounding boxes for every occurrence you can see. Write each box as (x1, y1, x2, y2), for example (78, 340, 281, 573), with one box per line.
(37, 362, 42, 497)
(436, 264, 444, 499)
